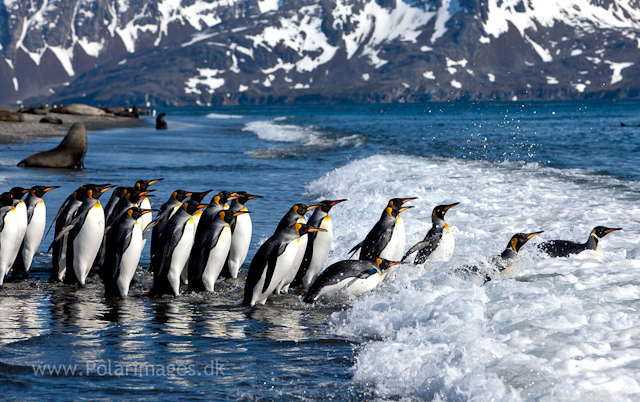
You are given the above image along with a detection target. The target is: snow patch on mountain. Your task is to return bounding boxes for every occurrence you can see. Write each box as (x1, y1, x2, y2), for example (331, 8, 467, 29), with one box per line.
(185, 68, 225, 94)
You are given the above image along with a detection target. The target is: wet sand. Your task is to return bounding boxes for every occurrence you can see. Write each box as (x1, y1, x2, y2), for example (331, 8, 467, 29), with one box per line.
(0, 108, 149, 145)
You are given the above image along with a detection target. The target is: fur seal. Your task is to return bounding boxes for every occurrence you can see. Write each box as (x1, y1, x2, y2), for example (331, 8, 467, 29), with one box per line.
(17, 106, 48, 115)
(51, 104, 107, 116)
(156, 113, 168, 130)
(40, 116, 63, 124)
(0, 110, 24, 122)
(18, 123, 87, 169)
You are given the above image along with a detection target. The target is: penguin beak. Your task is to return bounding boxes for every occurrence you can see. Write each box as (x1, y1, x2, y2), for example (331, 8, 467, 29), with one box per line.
(329, 199, 348, 206)
(100, 186, 115, 193)
(141, 209, 158, 215)
(605, 228, 622, 234)
(401, 197, 418, 204)
(389, 261, 402, 266)
(233, 211, 251, 216)
(444, 202, 460, 211)
(227, 195, 239, 201)
(247, 195, 263, 200)
(43, 186, 59, 193)
(307, 228, 327, 233)
(399, 206, 414, 213)
(21, 189, 30, 194)
(526, 231, 544, 239)
(184, 192, 193, 197)
(140, 190, 155, 196)
(148, 179, 164, 185)
(307, 205, 320, 210)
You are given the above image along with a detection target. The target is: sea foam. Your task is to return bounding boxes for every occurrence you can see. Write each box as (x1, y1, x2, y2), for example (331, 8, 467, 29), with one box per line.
(304, 154, 640, 400)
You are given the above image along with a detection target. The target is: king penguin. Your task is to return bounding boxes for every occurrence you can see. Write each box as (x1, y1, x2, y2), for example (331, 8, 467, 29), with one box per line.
(6, 187, 30, 271)
(58, 184, 113, 286)
(133, 178, 163, 245)
(12, 186, 59, 278)
(222, 191, 263, 279)
(243, 223, 323, 306)
(0, 194, 18, 286)
(49, 186, 87, 282)
(304, 258, 400, 303)
(349, 198, 416, 261)
(188, 210, 249, 292)
(402, 202, 459, 265)
(293, 199, 348, 289)
(150, 189, 192, 268)
(538, 226, 622, 258)
(273, 203, 319, 294)
(179, 189, 213, 284)
(102, 207, 156, 298)
(151, 200, 207, 296)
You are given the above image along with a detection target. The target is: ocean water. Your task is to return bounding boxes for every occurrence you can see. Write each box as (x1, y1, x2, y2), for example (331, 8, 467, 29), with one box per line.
(0, 101, 639, 400)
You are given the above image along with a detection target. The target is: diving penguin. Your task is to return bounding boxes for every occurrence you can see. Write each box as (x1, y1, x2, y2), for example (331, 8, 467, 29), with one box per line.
(12, 186, 59, 278)
(151, 200, 207, 296)
(402, 202, 459, 265)
(57, 184, 113, 286)
(188, 210, 250, 292)
(242, 223, 324, 307)
(538, 226, 621, 258)
(221, 191, 263, 279)
(0, 194, 18, 286)
(349, 198, 416, 261)
(101, 207, 157, 298)
(293, 199, 348, 289)
(304, 258, 401, 303)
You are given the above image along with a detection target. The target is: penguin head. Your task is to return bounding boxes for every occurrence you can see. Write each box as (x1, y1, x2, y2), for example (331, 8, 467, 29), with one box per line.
(388, 197, 418, 208)
(125, 188, 155, 204)
(127, 207, 157, 220)
(72, 186, 87, 201)
(134, 178, 164, 191)
(292, 203, 319, 217)
(111, 186, 127, 199)
(432, 202, 459, 225)
(189, 189, 214, 203)
(171, 190, 192, 203)
(385, 204, 414, 218)
(317, 199, 348, 213)
(85, 184, 114, 200)
(376, 258, 402, 271)
(8, 187, 29, 200)
(182, 200, 207, 215)
(234, 191, 263, 205)
(295, 223, 326, 237)
(219, 210, 250, 224)
(591, 226, 622, 239)
(507, 231, 544, 253)
(0, 193, 13, 207)
(211, 191, 238, 208)
(28, 186, 59, 198)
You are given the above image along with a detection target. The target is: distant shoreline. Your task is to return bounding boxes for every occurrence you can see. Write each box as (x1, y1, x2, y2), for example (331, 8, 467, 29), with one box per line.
(0, 107, 148, 145)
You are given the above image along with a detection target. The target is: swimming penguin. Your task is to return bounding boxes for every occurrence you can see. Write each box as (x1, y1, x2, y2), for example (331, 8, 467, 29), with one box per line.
(538, 226, 622, 258)
(293, 199, 348, 289)
(58, 184, 113, 286)
(11, 186, 59, 278)
(188, 210, 250, 292)
(304, 258, 401, 303)
(242, 223, 324, 306)
(0, 194, 18, 286)
(458, 231, 544, 284)
(221, 192, 263, 279)
(402, 202, 459, 265)
(349, 198, 416, 261)
(274, 203, 320, 294)
(149, 189, 192, 267)
(151, 200, 207, 296)
(101, 207, 157, 298)
(5, 187, 30, 270)
(49, 186, 87, 282)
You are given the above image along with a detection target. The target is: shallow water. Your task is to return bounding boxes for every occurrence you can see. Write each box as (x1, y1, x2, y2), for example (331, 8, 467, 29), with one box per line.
(0, 101, 639, 400)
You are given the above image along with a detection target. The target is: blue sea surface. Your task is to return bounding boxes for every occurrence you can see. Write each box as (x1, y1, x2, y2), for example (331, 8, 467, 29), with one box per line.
(0, 101, 639, 400)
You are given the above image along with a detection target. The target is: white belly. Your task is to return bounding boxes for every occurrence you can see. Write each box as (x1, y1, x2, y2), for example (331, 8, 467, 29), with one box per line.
(227, 210, 252, 278)
(139, 197, 152, 241)
(8, 201, 28, 268)
(277, 233, 307, 294)
(251, 239, 299, 306)
(380, 217, 404, 261)
(315, 272, 382, 302)
(303, 216, 333, 288)
(167, 218, 196, 296)
(117, 224, 144, 297)
(425, 228, 455, 264)
(21, 201, 46, 272)
(181, 209, 203, 284)
(73, 203, 105, 286)
(202, 227, 232, 292)
(0, 209, 19, 284)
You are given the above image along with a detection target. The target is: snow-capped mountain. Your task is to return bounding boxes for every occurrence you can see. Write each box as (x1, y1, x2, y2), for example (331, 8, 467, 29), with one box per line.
(1, 0, 639, 106)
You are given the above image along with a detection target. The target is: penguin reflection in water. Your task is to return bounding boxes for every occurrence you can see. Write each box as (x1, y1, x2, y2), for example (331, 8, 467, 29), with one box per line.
(538, 226, 621, 259)
(304, 258, 401, 303)
(243, 223, 324, 307)
(457, 231, 543, 285)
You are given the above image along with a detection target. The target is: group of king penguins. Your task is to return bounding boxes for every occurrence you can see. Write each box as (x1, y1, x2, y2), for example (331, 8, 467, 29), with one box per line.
(0, 180, 623, 307)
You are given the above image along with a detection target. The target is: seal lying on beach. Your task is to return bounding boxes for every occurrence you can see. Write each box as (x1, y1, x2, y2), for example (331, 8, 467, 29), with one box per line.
(40, 116, 63, 124)
(17, 106, 48, 115)
(0, 110, 24, 122)
(17, 123, 87, 169)
(51, 104, 107, 117)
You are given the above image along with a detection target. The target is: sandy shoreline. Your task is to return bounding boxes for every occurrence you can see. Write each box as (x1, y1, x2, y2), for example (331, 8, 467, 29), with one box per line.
(0, 107, 149, 145)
